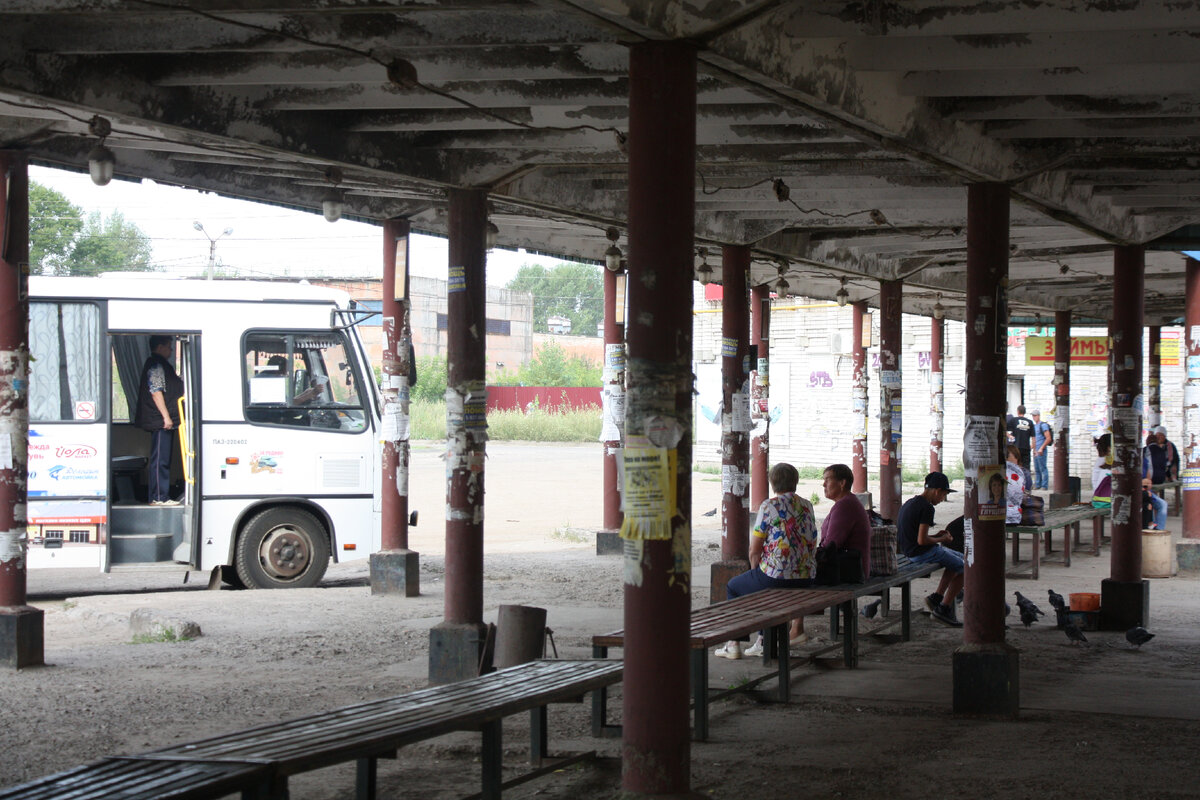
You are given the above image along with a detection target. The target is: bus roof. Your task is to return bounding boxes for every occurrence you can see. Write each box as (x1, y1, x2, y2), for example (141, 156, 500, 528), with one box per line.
(29, 276, 354, 306)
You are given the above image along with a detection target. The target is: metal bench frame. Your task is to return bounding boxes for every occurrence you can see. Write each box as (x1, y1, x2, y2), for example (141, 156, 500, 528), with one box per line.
(1007, 504, 1108, 579)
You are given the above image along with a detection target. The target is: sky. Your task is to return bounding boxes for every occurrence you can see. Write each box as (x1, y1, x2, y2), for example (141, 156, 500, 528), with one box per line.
(30, 165, 564, 286)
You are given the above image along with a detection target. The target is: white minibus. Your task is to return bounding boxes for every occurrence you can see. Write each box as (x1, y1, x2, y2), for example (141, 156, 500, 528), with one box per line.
(26, 276, 381, 588)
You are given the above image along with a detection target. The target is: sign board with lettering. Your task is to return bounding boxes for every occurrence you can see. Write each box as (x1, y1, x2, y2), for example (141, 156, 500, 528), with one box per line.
(1024, 336, 1110, 366)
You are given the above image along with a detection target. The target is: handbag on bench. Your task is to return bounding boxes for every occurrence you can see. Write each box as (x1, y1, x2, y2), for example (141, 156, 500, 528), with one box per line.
(815, 546, 863, 585)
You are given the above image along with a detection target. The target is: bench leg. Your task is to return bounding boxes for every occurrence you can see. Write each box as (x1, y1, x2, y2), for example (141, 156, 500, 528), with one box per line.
(1093, 516, 1102, 556)
(1032, 528, 1040, 580)
(356, 758, 377, 800)
(843, 600, 858, 669)
(901, 581, 912, 641)
(243, 775, 288, 800)
(1064, 523, 1073, 567)
(772, 622, 790, 703)
(880, 588, 891, 617)
(691, 648, 709, 742)
(481, 719, 503, 800)
(530, 706, 548, 765)
(829, 604, 841, 640)
(1012, 528, 1019, 565)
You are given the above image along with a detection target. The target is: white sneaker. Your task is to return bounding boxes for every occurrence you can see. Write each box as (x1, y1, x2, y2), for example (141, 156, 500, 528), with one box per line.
(743, 637, 764, 657)
(713, 642, 742, 660)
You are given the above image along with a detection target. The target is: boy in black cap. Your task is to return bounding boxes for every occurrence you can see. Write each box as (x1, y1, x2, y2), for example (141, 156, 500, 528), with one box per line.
(896, 471, 964, 627)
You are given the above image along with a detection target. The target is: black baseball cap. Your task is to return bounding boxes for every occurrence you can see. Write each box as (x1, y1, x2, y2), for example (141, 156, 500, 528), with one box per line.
(924, 472, 956, 493)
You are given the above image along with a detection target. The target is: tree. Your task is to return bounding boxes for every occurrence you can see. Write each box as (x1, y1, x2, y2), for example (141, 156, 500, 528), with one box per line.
(28, 181, 155, 276)
(491, 342, 601, 387)
(506, 262, 603, 336)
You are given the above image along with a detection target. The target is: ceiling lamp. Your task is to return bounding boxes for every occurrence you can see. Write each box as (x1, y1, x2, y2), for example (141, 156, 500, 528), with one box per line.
(695, 248, 713, 285)
(87, 116, 114, 187)
(835, 277, 849, 307)
(486, 221, 500, 250)
(774, 260, 790, 296)
(604, 227, 623, 272)
(933, 292, 945, 320)
(321, 166, 344, 223)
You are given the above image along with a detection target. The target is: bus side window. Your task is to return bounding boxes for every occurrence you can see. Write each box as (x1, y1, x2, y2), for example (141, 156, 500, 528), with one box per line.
(29, 302, 104, 422)
(243, 331, 365, 432)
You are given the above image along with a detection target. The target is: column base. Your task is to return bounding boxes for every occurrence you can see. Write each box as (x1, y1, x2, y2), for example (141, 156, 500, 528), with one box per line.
(1099, 578, 1150, 630)
(429, 622, 488, 685)
(1177, 539, 1200, 572)
(369, 549, 420, 597)
(596, 529, 622, 556)
(952, 642, 1019, 717)
(708, 559, 750, 604)
(0, 606, 45, 669)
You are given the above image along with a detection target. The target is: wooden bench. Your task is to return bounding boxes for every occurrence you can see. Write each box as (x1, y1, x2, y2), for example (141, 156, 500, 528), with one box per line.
(809, 553, 941, 669)
(1, 659, 623, 800)
(591, 588, 850, 742)
(1151, 480, 1182, 516)
(1006, 503, 1108, 579)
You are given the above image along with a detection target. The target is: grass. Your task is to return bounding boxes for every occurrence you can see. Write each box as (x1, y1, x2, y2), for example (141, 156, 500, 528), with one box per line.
(130, 627, 181, 644)
(409, 400, 601, 442)
(550, 526, 591, 544)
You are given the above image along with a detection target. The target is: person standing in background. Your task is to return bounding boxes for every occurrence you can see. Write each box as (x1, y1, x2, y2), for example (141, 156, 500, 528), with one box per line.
(1031, 409, 1053, 490)
(1006, 405, 1034, 470)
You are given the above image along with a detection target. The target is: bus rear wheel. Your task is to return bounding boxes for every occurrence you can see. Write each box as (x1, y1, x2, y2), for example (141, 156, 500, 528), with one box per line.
(235, 507, 330, 589)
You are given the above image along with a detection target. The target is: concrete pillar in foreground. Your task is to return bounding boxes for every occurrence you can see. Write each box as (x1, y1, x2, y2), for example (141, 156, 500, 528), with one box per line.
(429, 189, 489, 684)
(1102, 245, 1149, 630)
(371, 218, 419, 597)
(1181, 258, 1200, 571)
(851, 301, 869, 495)
(878, 281, 902, 520)
(1148, 325, 1162, 430)
(930, 315, 944, 474)
(621, 40, 695, 796)
(711, 245, 751, 603)
(953, 182, 1018, 716)
(1052, 311, 1072, 497)
(596, 261, 626, 555)
(0, 152, 41, 669)
(750, 284, 770, 511)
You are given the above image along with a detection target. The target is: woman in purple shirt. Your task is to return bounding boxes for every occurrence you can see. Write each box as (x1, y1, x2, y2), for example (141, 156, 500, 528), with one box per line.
(819, 463, 872, 578)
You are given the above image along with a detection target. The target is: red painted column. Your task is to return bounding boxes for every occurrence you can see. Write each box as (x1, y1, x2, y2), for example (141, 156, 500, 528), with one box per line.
(429, 189, 488, 683)
(750, 285, 770, 511)
(602, 265, 625, 532)
(622, 40, 695, 795)
(953, 183, 1017, 716)
(878, 281, 902, 520)
(1053, 311, 1071, 495)
(1183, 259, 1200, 549)
(721, 245, 750, 560)
(851, 301, 869, 493)
(0, 152, 42, 668)
(930, 315, 944, 473)
(1148, 326, 1162, 430)
(371, 218, 419, 596)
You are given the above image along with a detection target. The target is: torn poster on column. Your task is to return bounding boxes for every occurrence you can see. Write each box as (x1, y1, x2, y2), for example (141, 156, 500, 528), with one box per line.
(963, 415, 1000, 479)
(619, 446, 677, 541)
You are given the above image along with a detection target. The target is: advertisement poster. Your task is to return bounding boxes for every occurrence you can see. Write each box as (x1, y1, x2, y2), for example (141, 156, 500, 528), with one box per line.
(620, 446, 676, 541)
(27, 425, 107, 498)
(977, 465, 1007, 521)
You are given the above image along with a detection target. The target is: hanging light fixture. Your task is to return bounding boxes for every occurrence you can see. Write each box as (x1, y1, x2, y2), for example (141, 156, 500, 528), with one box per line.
(835, 277, 849, 307)
(774, 260, 790, 296)
(87, 116, 115, 187)
(933, 292, 945, 320)
(486, 221, 500, 250)
(321, 166, 345, 223)
(695, 248, 713, 285)
(604, 227, 623, 272)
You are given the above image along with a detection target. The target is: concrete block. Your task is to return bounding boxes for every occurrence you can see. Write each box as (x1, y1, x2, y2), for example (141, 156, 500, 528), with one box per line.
(0, 606, 44, 669)
(953, 642, 1020, 718)
(1177, 539, 1200, 572)
(370, 549, 420, 597)
(1099, 578, 1150, 630)
(709, 559, 750, 605)
(130, 608, 202, 641)
(429, 622, 487, 685)
(596, 529, 622, 556)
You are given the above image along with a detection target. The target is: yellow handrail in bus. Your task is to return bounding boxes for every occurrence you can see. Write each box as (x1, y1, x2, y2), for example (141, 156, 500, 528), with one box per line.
(176, 396, 195, 485)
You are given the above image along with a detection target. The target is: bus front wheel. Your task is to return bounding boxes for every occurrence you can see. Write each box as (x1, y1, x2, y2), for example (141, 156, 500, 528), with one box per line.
(235, 507, 330, 589)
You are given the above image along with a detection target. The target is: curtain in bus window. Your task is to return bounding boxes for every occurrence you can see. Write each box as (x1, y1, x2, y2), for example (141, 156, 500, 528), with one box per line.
(112, 336, 150, 421)
(28, 303, 102, 422)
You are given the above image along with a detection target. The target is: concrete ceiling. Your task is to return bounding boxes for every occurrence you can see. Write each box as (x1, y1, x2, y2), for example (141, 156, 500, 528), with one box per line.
(2, 1, 1198, 324)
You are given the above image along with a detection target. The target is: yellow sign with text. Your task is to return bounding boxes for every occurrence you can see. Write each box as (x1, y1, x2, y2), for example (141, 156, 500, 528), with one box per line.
(1024, 336, 1109, 366)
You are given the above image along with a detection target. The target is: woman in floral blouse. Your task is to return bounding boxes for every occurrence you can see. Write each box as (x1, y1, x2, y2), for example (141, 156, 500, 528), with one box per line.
(714, 462, 818, 659)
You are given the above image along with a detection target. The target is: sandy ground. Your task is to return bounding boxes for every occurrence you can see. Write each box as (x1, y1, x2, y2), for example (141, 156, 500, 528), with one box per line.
(5, 442, 1200, 799)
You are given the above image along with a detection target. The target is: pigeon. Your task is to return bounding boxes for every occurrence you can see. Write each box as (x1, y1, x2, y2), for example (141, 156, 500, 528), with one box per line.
(1047, 589, 1066, 611)
(1014, 591, 1045, 618)
(1126, 626, 1155, 648)
(1064, 623, 1088, 644)
(860, 599, 882, 619)
(702, 508, 718, 517)
(1020, 607, 1040, 629)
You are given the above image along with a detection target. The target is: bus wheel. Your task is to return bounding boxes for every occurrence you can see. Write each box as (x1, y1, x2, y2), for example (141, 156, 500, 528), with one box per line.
(235, 507, 330, 589)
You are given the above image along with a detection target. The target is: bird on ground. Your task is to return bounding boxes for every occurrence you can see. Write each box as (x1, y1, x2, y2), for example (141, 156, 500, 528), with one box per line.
(1126, 626, 1155, 648)
(1020, 607, 1040, 629)
(860, 599, 882, 619)
(701, 508, 717, 517)
(1014, 591, 1045, 618)
(1064, 623, 1088, 644)
(1047, 589, 1066, 611)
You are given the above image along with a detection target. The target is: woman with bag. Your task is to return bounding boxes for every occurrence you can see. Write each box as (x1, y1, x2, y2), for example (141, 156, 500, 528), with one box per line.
(818, 463, 872, 579)
(714, 463, 818, 660)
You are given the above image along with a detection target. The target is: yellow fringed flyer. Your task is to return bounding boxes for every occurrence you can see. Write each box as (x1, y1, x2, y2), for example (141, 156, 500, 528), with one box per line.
(619, 446, 676, 540)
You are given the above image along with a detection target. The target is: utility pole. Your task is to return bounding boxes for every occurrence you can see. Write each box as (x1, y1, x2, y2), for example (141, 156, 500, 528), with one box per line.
(193, 221, 233, 280)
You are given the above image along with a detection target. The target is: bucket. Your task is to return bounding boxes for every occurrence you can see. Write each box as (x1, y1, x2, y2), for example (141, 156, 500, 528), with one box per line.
(1069, 592, 1100, 611)
(1142, 529, 1175, 578)
(493, 604, 548, 669)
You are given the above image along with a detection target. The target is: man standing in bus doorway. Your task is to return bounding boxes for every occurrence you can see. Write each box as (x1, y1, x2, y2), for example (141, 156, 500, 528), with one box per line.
(136, 335, 185, 505)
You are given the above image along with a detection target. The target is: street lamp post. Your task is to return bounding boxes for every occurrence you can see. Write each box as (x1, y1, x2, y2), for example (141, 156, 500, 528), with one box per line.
(193, 221, 233, 280)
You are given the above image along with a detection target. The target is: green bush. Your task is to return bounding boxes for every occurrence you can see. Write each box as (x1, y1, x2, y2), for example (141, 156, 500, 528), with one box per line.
(409, 400, 600, 442)
(491, 342, 600, 387)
